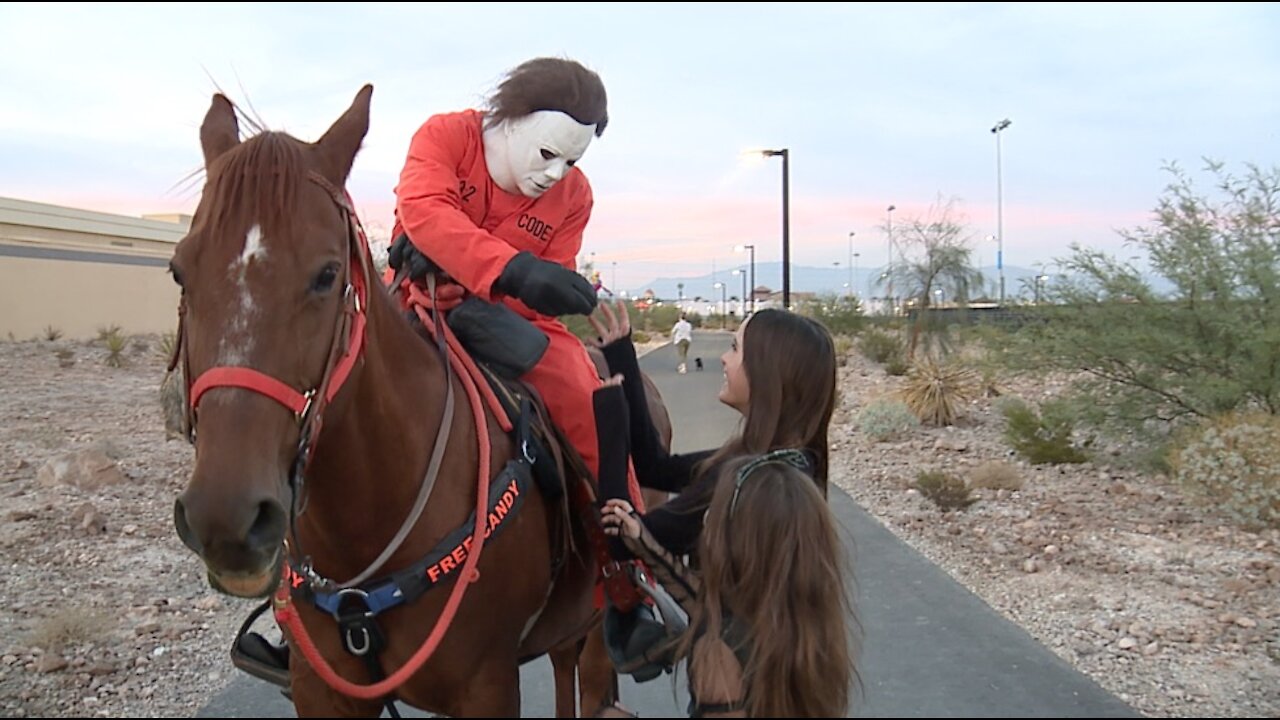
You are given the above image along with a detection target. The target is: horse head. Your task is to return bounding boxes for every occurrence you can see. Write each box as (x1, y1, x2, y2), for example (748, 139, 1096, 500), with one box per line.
(170, 86, 372, 598)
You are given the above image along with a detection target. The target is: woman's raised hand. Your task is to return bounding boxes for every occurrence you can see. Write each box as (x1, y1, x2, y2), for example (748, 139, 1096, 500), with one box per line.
(587, 299, 631, 348)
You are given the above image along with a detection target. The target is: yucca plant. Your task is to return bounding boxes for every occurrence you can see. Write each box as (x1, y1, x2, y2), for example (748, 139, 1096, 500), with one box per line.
(899, 356, 977, 426)
(102, 327, 127, 368)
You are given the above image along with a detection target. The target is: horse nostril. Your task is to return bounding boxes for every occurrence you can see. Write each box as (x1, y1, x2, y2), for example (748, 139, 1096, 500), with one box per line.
(173, 498, 202, 554)
(247, 500, 287, 551)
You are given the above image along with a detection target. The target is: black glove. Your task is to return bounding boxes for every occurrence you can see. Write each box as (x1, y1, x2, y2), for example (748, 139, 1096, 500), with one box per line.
(495, 251, 598, 317)
(387, 233, 436, 281)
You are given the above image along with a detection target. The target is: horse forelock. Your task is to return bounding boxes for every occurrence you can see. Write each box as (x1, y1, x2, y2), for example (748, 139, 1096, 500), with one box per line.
(202, 131, 306, 243)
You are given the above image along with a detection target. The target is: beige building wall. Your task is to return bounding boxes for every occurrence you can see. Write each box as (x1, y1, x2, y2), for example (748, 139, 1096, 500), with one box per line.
(0, 197, 188, 340)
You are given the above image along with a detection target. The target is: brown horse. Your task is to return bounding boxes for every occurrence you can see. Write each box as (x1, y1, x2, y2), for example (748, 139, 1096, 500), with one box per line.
(169, 85, 669, 717)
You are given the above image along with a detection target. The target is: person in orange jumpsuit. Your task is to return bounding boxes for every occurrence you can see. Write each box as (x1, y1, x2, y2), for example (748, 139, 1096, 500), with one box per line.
(387, 57, 645, 520)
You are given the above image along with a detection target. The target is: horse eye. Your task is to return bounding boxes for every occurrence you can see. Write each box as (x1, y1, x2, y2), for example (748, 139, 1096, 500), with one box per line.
(312, 264, 339, 293)
(169, 263, 184, 288)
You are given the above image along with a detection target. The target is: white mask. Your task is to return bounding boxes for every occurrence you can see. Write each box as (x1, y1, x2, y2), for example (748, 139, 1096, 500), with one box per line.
(484, 110, 596, 198)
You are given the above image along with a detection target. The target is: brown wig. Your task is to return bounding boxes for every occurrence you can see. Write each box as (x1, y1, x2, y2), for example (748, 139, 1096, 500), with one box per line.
(700, 309, 838, 496)
(484, 57, 608, 136)
(683, 456, 857, 717)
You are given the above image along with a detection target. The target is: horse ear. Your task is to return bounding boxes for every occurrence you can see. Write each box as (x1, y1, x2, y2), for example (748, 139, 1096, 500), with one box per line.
(317, 84, 373, 183)
(200, 94, 240, 168)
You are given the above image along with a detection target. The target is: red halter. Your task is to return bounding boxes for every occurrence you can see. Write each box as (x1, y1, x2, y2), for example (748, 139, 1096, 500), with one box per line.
(180, 172, 370, 467)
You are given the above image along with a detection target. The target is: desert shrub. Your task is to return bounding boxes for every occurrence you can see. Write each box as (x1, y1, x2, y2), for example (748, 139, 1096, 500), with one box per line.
(800, 294, 864, 336)
(833, 335, 854, 367)
(883, 355, 910, 376)
(27, 606, 112, 652)
(899, 357, 977, 426)
(1007, 163, 1280, 438)
(43, 325, 63, 341)
(101, 327, 127, 367)
(157, 331, 178, 362)
(969, 460, 1024, 491)
(55, 348, 75, 368)
(1001, 398, 1088, 465)
(858, 328, 903, 364)
(914, 470, 976, 511)
(992, 395, 1027, 417)
(1169, 411, 1280, 529)
(857, 398, 920, 442)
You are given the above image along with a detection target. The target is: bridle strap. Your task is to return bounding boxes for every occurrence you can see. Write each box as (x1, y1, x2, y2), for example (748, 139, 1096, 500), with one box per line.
(191, 366, 311, 416)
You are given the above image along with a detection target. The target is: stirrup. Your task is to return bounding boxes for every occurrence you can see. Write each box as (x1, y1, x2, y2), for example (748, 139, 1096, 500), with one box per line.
(230, 600, 292, 689)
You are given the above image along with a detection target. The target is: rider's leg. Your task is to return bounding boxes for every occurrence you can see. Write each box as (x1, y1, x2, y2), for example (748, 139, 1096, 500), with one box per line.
(523, 322, 645, 512)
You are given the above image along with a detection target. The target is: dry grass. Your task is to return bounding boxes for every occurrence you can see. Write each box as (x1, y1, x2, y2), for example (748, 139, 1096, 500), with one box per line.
(25, 606, 114, 653)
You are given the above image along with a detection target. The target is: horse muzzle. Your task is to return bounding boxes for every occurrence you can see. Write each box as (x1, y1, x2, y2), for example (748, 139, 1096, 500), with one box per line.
(204, 549, 284, 598)
(173, 494, 289, 598)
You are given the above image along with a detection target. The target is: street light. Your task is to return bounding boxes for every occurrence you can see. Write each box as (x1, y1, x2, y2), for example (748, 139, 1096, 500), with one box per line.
(886, 205, 896, 311)
(760, 149, 791, 308)
(733, 243, 756, 314)
(991, 118, 1012, 305)
(853, 252, 861, 299)
(732, 269, 747, 317)
(1035, 274, 1050, 305)
(713, 281, 727, 328)
(611, 260, 618, 295)
(847, 231, 856, 300)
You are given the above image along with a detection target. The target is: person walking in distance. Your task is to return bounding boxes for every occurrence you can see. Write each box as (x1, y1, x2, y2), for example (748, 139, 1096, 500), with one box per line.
(672, 313, 693, 374)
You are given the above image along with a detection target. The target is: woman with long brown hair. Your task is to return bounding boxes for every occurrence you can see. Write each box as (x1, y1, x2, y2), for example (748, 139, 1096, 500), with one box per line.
(598, 450, 855, 717)
(588, 301, 839, 557)
(587, 301, 855, 716)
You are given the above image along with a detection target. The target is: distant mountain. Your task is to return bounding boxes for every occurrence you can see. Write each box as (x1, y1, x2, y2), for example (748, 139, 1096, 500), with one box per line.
(628, 262, 1048, 302)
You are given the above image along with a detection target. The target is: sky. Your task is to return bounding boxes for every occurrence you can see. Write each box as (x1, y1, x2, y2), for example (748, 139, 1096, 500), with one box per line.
(2, 2, 1278, 293)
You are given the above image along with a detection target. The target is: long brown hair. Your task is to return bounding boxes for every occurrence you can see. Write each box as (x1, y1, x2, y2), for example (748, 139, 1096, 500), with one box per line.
(683, 456, 857, 717)
(700, 309, 838, 495)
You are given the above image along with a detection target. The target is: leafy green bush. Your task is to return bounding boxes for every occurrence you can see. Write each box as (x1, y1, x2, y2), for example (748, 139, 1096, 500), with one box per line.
(799, 294, 864, 336)
(1006, 162, 1280, 439)
(883, 356, 910, 377)
(832, 335, 854, 367)
(857, 398, 920, 442)
(914, 470, 976, 511)
(858, 328, 903, 364)
(1001, 398, 1088, 465)
(1170, 411, 1280, 529)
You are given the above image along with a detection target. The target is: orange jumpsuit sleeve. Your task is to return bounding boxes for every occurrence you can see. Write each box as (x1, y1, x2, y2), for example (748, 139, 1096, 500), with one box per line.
(394, 115, 518, 300)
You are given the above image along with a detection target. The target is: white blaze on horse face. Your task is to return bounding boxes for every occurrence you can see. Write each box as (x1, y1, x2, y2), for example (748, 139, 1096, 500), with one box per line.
(218, 225, 266, 365)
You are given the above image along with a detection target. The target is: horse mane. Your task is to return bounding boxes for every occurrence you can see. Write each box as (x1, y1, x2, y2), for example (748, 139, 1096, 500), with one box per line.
(203, 131, 305, 238)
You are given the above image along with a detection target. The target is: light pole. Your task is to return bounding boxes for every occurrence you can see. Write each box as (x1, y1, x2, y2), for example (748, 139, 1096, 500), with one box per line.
(713, 281, 727, 328)
(886, 204, 896, 311)
(991, 118, 1011, 305)
(853, 252, 860, 299)
(734, 243, 755, 313)
(847, 231, 855, 300)
(761, 149, 790, 308)
(732, 269, 747, 317)
(611, 260, 618, 294)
